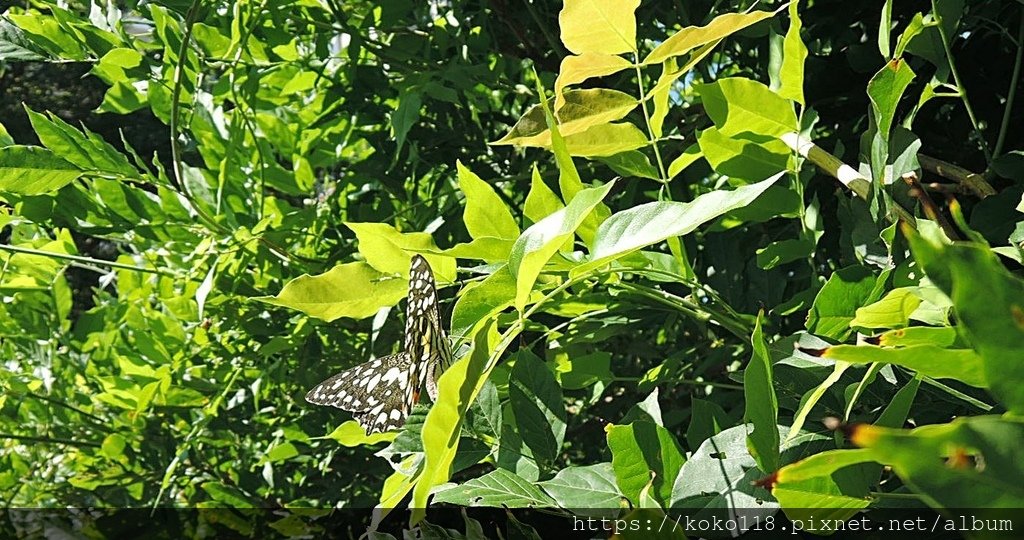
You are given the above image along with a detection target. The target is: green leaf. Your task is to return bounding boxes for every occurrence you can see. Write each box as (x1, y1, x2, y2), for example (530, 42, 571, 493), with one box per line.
(597, 150, 660, 180)
(697, 78, 798, 137)
(524, 166, 564, 224)
(201, 481, 254, 507)
(562, 122, 648, 157)
(585, 173, 783, 269)
(391, 90, 422, 156)
(450, 265, 516, 341)
(324, 421, 396, 447)
(744, 313, 779, 473)
(850, 287, 921, 329)
(558, 0, 639, 56)
(685, 397, 731, 450)
(671, 424, 783, 512)
(666, 143, 703, 181)
(0, 145, 82, 195)
(412, 320, 500, 519)
(100, 433, 127, 460)
(457, 161, 520, 241)
(697, 128, 790, 180)
(255, 262, 407, 322)
(344, 222, 456, 283)
(821, 344, 986, 388)
(850, 416, 1024, 509)
(868, 58, 916, 140)
(778, 1, 807, 105)
(538, 463, 623, 510)
(432, 468, 556, 507)
(876, 326, 958, 348)
(806, 266, 883, 341)
(508, 351, 566, 469)
(554, 53, 633, 112)
(0, 20, 47, 61)
(756, 238, 815, 270)
(492, 89, 639, 148)
(607, 421, 685, 507)
(907, 228, 1024, 411)
(25, 107, 137, 175)
(509, 181, 615, 311)
(645, 10, 778, 64)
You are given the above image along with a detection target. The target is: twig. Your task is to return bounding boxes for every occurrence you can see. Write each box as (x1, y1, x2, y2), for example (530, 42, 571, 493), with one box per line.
(902, 172, 960, 240)
(918, 154, 996, 198)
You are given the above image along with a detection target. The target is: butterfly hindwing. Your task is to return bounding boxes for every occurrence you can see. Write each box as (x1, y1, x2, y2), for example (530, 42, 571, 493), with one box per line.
(306, 255, 452, 435)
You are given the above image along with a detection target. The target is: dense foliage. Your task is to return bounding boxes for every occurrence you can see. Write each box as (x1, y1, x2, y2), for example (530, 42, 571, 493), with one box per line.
(1, 0, 1023, 537)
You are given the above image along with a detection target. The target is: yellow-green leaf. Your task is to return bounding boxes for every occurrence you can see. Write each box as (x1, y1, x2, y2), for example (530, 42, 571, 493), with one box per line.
(559, 0, 640, 56)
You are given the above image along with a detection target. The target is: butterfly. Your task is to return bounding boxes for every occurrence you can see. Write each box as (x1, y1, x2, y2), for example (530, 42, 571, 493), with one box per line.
(305, 255, 452, 434)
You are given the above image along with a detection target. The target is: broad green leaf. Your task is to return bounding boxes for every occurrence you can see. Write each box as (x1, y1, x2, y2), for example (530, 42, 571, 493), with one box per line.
(744, 314, 779, 473)
(25, 107, 136, 175)
(563, 122, 648, 157)
(670, 425, 787, 519)
(201, 481, 253, 507)
(0, 20, 47, 61)
(457, 161, 520, 240)
(907, 228, 1024, 411)
(822, 344, 986, 387)
(645, 10, 778, 64)
(785, 362, 851, 445)
(697, 128, 790, 180)
(685, 397, 731, 450)
(597, 150, 659, 180)
(508, 351, 566, 469)
(554, 53, 633, 112)
(772, 448, 875, 528)
(849, 416, 1024, 509)
(558, 0, 639, 56)
(432, 468, 555, 507)
(806, 266, 882, 341)
(255, 262, 407, 322)
(756, 238, 815, 270)
(92, 47, 143, 85)
(492, 89, 638, 148)
(324, 421, 396, 447)
(584, 173, 783, 271)
(412, 321, 499, 519)
(607, 421, 685, 507)
(450, 265, 516, 341)
(876, 326, 958, 348)
(344, 222, 456, 283)
(7, 13, 85, 59)
(553, 350, 612, 390)
(524, 165, 564, 224)
(697, 78, 798, 137)
(850, 287, 920, 329)
(391, 90, 422, 156)
(0, 145, 83, 195)
(650, 58, 676, 139)
(439, 237, 515, 262)
(537, 463, 623, 510)
(868, 58, 916, 140)
(779, 1, 807, 105)
(510, 181, 615, 311)
(666, 143, 703, 181)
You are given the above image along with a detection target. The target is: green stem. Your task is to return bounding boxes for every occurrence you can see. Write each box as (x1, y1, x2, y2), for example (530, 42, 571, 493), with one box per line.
(0, 433, 100, 448)
(633, 53, 668, 182)
(933, 0, 992, 161)
(994, 9, 1024, 158)
(0, 243, 174, 277)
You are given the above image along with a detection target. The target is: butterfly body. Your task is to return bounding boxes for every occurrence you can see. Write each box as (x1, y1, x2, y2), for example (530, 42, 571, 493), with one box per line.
(305, 255, 451, 434)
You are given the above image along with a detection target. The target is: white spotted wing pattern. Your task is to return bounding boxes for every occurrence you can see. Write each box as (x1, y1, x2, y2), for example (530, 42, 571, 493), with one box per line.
(305, 255, 452, 435)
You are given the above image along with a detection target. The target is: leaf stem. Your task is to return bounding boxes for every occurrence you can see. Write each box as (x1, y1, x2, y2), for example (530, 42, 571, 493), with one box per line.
(994, 8, 1024, 158)
(0, 243, 174, 277)
(932, 0, 992, 162)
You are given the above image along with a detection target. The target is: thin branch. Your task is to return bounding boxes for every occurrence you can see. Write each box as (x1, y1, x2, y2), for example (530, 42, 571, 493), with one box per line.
(902, 172, 960, 240)
(918, 154, 996, 198)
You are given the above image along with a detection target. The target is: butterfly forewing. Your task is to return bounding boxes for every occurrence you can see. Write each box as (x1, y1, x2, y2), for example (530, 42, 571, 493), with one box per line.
(306, 255, 451, 435)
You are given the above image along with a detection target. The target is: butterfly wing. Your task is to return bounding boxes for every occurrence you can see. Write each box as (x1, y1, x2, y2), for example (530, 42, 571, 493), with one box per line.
(305, 352, 414, 434)
(405, 255, 453, 401)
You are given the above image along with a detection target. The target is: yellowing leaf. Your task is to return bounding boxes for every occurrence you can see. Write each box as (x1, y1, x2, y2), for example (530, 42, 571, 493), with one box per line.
(645, 10, 778, 64)
(255, 261, 406, 322)
(554, 53, 633, 112)
(559, 0, 640, 56)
